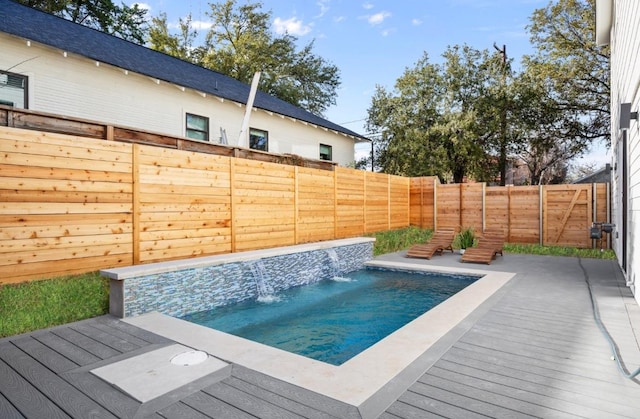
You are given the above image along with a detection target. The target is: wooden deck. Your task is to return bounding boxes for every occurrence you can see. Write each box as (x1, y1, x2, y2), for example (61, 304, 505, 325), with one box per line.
(1, 254, 640, 418)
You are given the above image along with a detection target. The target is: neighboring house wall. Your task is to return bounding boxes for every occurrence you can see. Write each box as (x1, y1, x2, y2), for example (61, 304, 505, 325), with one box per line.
(1, 32, 357, 166)
(599, 0, 640, 302)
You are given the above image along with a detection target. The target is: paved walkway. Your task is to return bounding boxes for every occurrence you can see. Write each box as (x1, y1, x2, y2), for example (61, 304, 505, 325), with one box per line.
(1, 252, 640, 418)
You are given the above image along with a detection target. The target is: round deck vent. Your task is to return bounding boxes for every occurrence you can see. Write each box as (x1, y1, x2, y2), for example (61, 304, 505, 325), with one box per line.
(170, 350, 208, 366)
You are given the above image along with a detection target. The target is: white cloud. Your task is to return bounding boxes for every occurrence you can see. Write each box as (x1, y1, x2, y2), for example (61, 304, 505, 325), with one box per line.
(273, 17, 313, 36)
(412, 18, 422, 26)
(381, 28, 395, 36)
(334, 16, 346, 23)
(190, 20, 213, 30)
(362, 2, 374, 10)
(316, 0, 330, 18)
(367, 11, 391, 25)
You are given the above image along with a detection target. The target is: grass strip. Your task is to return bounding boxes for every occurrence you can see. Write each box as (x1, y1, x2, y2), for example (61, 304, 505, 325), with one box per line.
(0, 227, 616, 337)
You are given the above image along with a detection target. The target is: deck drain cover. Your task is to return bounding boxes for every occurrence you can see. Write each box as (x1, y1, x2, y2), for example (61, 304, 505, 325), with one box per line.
(171, 350, 208, 366)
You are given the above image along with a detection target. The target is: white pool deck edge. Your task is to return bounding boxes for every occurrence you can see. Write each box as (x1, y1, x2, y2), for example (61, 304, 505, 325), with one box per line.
(124, 260, 515, 418)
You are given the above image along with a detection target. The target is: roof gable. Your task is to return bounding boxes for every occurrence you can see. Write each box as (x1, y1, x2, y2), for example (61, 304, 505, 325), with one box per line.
(0, 0, 367, 141)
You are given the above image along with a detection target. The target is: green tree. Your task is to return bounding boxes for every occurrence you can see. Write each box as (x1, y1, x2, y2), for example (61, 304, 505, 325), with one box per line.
(525, 0, 610, 147)
(148, 13, 203, 62)
(147, 0, 340, 116)
(367, 46, 501, 183)
(18, 0, 148, 44)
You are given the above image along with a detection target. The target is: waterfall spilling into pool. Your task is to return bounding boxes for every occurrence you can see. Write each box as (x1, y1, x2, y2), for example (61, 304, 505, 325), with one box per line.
(325, 248, 351, 281)
(248, 260, 280, 303)
(103, 238, 375, 318)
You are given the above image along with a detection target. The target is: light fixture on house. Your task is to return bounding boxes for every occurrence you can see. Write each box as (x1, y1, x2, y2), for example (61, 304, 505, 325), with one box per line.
(620, 103, 639, 129)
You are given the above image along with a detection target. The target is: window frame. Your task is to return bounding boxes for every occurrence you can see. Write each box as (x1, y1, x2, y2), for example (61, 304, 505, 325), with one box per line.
(0, 70, 28, 108)
(319, 143, 333, 161)
(185, 113, 210, 141)
(249, 128, 269, 151)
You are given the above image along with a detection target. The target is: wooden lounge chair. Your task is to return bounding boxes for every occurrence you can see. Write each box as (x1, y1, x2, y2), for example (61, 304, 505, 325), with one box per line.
(405, 228, 455, 259)
(460, 229, 505, 264)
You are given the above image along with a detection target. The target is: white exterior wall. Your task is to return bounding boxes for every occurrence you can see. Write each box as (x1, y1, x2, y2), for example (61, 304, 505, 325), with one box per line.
(609, 0, 640, 301)
(0, 33, 358, 166)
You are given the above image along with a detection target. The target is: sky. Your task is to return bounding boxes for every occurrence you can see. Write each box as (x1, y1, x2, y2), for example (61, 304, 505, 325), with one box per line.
(134, 0, 609, 167)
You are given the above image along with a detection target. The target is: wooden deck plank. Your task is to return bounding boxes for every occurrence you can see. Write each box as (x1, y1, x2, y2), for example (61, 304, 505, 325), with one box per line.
(456, 335, 624, 380)
(441, 346, 640, 402)
(232, 365, 361, 419)
(69, 322, 142, 353)
(156, 401, 212, 419)
(60, 370, 141, 419)
(0, 392, 26, 419)
(430, 361, 640, 417)
(0, 356, 69, 419)
(203, 381, 305, 419)
(409, 380, 537, 419)
(31, 331, 101, 366)
(462, 326, 614, 365)
(51, 327, 121, 359)
(11, 336, 79, 374)
(88, 318, 157, 348)
(395, 390, 489, 418)
(181, 391, 256, 419)
(224, 376, 338, 419)
(94, 315, 173, 344)
(0, 342, 118, 419)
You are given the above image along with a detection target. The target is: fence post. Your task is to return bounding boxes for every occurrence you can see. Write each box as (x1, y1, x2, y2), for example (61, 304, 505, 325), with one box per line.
(132, 144, 140, 265)
(433, 178, 438, 230)
(294, 166, 299, 244)
(229, 158, 236, 253)
(333, 169, 338, 240)
(482, 182, 486, 232)
(592, 182, 597, 249)
(539, 184, 543, 246)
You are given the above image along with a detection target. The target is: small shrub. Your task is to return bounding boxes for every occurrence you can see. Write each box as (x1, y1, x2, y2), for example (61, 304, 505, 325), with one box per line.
(453, 227, 476, 249)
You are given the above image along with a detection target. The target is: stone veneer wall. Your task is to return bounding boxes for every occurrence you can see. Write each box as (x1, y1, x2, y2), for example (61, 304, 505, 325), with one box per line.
(118, 241, 373, 318)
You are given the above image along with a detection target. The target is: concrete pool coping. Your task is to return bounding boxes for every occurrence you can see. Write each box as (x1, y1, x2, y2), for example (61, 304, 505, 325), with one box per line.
(124, 260, 516, 418)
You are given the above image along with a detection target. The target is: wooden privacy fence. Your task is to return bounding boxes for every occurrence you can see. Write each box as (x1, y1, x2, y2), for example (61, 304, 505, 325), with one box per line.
(0, 127, 409, 284)
(0, 127, 610, 284)
(410, 177, 610, 248)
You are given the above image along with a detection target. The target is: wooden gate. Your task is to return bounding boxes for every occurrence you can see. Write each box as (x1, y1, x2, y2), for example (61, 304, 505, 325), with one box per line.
(543, 184, 592, 247)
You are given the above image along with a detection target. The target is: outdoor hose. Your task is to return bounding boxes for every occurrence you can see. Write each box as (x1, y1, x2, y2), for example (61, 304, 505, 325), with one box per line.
(577, 257, 640, 383)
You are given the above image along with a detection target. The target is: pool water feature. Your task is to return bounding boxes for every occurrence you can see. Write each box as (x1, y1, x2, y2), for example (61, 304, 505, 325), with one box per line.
(182, 268, 479, 365)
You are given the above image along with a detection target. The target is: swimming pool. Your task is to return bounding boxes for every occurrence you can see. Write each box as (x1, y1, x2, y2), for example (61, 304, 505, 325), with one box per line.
(182, 268, 479, 365)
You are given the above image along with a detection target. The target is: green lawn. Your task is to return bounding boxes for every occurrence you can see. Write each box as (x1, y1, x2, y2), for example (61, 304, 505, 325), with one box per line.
(0, 226, 616, 338)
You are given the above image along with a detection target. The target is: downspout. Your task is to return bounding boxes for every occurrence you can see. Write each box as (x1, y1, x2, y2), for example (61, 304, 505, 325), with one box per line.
(238, 71, 261, 148)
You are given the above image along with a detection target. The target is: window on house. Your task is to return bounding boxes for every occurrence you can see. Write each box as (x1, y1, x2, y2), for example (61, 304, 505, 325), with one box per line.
(0, 70, 28, 108)
(250, 128, 268, 151)
(185, 113, 209, 141)
(319, 144, 332, 161)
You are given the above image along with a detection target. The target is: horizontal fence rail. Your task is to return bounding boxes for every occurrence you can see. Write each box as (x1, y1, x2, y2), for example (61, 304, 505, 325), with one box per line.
(0, 126, 609, 284)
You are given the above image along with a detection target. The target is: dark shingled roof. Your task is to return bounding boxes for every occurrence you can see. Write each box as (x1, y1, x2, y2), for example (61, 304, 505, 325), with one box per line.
(0, 0, 368, 141)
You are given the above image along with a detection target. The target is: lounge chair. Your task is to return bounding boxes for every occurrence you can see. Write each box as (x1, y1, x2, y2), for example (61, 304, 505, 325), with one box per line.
(460, 228, 505, 264)
(405, 228, 455, 259)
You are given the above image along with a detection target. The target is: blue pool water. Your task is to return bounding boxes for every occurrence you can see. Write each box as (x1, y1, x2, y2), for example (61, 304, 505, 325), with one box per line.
(181, 268, 479, 366)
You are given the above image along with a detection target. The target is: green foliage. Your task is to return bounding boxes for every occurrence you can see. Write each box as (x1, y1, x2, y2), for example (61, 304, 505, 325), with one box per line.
(369, 226, 434, 256)
(525, 0, 610, 148)
(453, 227, 476, 249)
(0, 272, 109, 338)
(503, 243, 616, 259)
(19, 0, 148, 44)
(147, 0, 340, 116)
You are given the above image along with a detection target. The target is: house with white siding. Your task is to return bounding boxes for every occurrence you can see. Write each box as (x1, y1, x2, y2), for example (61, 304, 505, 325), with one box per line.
(0, 0, 368, 167)
(596, 0, 640, 304)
